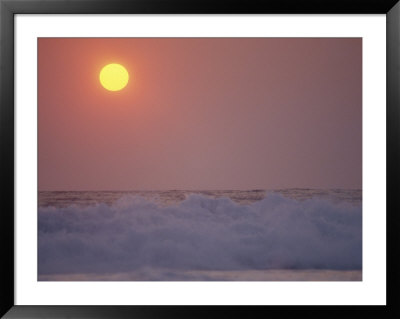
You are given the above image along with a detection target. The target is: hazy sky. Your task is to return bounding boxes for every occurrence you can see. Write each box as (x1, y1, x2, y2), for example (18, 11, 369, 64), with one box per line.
(38, 38, 361, 191)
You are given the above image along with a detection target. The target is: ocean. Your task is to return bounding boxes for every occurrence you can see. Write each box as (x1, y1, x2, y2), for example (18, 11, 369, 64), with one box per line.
(38, 189, 362, 281)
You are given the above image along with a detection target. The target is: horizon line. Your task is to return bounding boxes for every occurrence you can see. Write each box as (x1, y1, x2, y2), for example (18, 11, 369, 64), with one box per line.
(38, 188, 362, 192)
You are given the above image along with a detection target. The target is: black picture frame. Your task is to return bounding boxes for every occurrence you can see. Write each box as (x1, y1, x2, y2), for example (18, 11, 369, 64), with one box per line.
(1, 0, 399, 318)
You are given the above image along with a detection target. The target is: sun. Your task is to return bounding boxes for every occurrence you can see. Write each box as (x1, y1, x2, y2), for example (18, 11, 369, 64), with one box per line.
(99, 63, 129, 91)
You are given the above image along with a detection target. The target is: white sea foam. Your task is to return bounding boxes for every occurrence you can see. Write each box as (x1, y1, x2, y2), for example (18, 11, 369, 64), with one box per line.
(38, 192, 362, 279)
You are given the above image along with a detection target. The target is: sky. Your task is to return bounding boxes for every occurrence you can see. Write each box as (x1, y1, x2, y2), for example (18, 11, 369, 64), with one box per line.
(38, 38, 362, 191)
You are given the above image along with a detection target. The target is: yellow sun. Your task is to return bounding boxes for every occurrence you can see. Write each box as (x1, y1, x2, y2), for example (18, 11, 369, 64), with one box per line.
(99, 63, 129, 91)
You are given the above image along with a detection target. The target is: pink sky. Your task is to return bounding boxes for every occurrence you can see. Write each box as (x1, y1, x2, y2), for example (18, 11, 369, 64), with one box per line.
(38, 38, 361, 190)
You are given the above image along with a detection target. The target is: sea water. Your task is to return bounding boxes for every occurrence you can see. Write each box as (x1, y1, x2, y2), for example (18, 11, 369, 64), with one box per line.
(38, 189, 362, 281)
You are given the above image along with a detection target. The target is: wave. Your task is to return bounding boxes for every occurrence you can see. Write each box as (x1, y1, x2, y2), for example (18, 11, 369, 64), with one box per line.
(38, 193, 362, 276)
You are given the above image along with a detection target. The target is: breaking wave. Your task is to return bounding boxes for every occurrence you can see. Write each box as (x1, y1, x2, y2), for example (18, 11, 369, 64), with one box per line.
(38, 193, 362, 276)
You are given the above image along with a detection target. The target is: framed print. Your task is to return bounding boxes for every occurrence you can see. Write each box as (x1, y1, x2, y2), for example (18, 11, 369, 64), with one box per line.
(1, 0, 399, 318)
